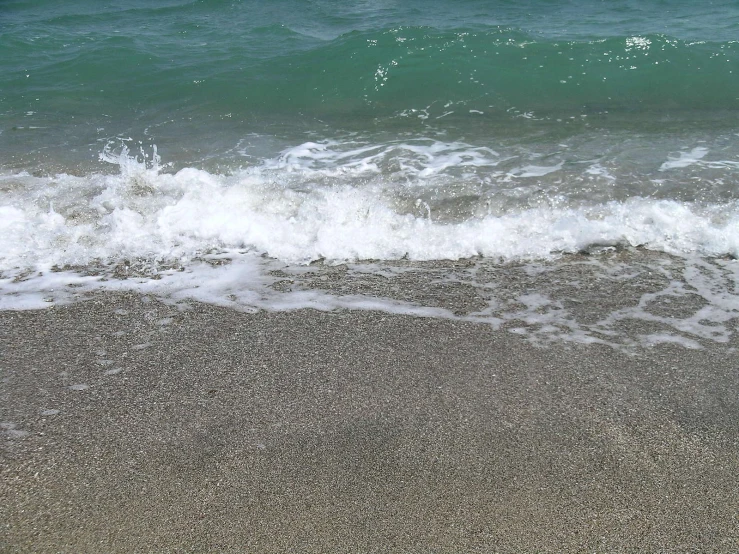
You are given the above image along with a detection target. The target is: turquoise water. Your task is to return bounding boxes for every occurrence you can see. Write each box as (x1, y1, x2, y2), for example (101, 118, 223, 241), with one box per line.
(3, 0, 739, 169)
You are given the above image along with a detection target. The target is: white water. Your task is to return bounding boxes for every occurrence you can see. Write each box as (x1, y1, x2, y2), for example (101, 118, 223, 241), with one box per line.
(1, 140, 739, 350)
(2, 249, 738, 351)
(2, 141, 739, 273)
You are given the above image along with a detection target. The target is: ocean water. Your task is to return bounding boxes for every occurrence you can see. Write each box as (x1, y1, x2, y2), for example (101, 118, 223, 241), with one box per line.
(2, 0, 739, 348)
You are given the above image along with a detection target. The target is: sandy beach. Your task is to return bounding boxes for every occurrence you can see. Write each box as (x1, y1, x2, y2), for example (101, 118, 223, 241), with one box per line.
(4, 0, 739, 551)
(2, 291, 738, 552)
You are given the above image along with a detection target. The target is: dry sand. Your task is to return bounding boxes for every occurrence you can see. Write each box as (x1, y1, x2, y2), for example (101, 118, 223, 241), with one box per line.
(2, 292, 739, 552)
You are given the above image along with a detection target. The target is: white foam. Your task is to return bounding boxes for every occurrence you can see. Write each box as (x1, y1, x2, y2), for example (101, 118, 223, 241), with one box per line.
(640, 333, 702, 349)
(2, 141, 739, 352)
(2, 147, 739, 277)
(2, 244, 738, 352)
(585, 162, 617, 181)
(511, 161, 564, 178)
(266, 138, 502, 177)
(660, 147, 708, 171)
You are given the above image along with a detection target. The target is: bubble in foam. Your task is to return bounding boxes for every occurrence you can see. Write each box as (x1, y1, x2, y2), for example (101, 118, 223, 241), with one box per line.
(2, 141, 739, 354)
(2, 141, 739, 278)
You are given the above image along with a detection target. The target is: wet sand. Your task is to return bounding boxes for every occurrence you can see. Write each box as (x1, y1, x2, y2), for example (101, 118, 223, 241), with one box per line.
(2, 292, 739, 552)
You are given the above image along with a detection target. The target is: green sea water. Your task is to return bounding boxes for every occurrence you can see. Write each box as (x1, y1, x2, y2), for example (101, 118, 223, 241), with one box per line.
(2, 0, 739, 170)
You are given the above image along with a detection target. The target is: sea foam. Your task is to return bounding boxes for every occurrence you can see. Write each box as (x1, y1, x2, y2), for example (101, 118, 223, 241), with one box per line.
(2, 142, 739, 276)
(2, 140, 739, 351)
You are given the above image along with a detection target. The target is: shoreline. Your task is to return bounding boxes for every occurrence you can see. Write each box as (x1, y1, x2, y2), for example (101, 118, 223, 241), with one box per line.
(2, 292, 739, 551)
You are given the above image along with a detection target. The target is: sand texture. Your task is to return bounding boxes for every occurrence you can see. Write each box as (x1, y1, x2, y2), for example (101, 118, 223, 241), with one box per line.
(2, 293, 739, 552)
